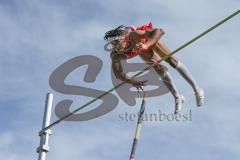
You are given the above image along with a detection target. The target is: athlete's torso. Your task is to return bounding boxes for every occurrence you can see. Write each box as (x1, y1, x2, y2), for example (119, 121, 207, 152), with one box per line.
(110, 22, 153, 60)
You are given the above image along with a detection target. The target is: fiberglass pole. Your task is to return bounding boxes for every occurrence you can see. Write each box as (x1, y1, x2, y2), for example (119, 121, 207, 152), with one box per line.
(129, 92, 147, 160)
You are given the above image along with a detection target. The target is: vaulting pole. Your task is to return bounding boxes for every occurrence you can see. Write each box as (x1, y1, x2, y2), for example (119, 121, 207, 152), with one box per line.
(129, 92, 147, 160)
(37, 93, 53, 160)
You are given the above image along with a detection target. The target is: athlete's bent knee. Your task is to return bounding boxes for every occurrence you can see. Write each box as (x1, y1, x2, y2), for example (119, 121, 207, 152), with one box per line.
(166, 57, 178, 68)
(153, 64, 168, 77)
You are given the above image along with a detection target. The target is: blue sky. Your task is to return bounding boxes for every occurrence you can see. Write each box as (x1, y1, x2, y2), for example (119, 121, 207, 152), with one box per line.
(0, 0, 240, 160)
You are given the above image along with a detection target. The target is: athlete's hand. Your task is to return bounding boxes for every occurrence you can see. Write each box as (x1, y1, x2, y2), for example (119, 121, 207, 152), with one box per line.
(135, 43, 149, 51)
(131, 80, 148, 93)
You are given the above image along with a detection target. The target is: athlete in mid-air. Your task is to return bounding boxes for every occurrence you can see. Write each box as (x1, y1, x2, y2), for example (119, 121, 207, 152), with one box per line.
(104, 23, 204, 114)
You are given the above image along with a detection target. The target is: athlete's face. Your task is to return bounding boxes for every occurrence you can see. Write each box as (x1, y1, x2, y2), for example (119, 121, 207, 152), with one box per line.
(111, 39, 127, 52)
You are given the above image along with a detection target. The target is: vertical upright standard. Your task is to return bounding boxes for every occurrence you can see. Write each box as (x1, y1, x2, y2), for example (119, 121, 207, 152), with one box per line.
(37, 93, 53, 160)
(129, 92, 147, 160)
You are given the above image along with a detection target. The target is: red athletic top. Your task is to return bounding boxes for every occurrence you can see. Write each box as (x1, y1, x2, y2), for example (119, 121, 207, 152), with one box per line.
(124, 22, 153, 59)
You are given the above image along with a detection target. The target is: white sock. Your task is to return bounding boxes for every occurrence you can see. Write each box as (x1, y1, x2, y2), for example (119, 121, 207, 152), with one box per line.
(176, 62, 199, 92)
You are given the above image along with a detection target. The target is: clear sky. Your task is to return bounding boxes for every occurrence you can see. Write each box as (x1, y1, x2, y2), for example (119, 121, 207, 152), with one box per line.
(0, 0, 240, 160)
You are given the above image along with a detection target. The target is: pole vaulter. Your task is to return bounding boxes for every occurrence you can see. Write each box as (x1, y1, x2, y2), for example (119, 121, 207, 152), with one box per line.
(37, 10, 239, 160)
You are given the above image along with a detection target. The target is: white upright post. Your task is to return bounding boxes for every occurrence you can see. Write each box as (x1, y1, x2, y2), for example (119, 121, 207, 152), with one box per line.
(37, 93, 53, 160)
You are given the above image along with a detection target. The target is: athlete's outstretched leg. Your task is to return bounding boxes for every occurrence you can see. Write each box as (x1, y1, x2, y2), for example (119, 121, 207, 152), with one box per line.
(153, 63, 185, 114)
(166, 57, 204, 106)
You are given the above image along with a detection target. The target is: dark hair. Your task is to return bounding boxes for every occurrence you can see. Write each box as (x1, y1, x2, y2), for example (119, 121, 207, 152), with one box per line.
(104, 25, 127, 41)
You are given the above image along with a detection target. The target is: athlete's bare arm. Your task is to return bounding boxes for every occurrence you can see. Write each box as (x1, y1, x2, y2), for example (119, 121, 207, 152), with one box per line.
(133, 29, 179, 68)
(130, 28, 165, 50)
(111, 54, 147, 90)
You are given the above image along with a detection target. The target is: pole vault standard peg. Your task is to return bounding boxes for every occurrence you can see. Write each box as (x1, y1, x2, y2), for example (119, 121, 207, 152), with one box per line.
(37, 93, 53, 160)
(129, 91, 147, 160)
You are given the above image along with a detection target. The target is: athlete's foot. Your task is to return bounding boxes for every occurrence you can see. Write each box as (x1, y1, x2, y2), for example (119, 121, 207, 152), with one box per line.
(174, 95, 185, 114)
(195, 88, 204, 107)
